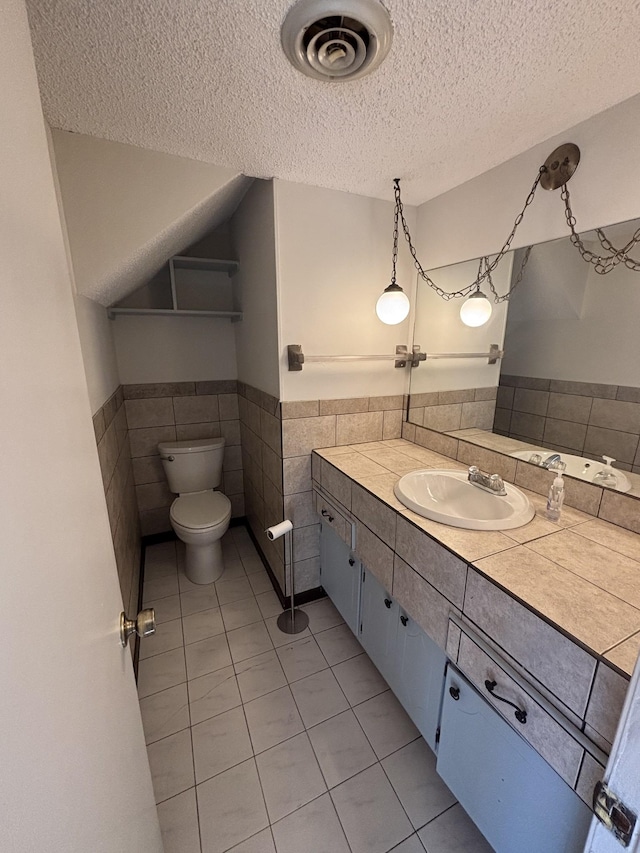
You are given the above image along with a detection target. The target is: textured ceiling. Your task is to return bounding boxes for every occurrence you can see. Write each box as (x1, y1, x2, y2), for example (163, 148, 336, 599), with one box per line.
(26, 0, 640, 205)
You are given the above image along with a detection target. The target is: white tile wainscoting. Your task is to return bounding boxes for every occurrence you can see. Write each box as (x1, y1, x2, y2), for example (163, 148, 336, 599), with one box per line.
(138, 530, 494, 853)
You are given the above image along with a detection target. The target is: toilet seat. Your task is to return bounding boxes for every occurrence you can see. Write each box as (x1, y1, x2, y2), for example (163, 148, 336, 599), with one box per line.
(170, 491, 231, 532)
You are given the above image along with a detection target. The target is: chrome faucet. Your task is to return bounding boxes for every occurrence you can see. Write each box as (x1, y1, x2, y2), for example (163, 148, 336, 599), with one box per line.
(468, 466, 507, 496)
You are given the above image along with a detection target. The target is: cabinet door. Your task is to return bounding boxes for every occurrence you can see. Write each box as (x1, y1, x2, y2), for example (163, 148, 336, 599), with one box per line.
(319, 522, 361, 635)
(395, 611, 446, 752)
(437, 667, 592, 853)
(359, 567, 398, 691)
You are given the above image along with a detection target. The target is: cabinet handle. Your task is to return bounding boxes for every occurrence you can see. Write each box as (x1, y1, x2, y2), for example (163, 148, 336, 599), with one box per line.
(348, 558, 355, 566)
(484, 679, 527, 724)
(321, 508, 334, 522)
(449, 685, 460, 700)
(400, 615, 408, 626)
(384, 598, 392, 609)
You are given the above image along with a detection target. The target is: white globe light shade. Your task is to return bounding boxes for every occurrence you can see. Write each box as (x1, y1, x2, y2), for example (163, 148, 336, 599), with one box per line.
(376, 285, 410, 325)
(460, 291, 493, 327)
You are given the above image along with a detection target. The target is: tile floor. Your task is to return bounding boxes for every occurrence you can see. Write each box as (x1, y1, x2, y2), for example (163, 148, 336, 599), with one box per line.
(138, 526, 494, 853)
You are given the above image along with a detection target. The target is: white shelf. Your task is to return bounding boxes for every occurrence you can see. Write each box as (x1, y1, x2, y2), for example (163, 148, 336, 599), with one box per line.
(108, 307, 242, 320)
(109, 255, 241, 319)
(171, 256, 239, 276)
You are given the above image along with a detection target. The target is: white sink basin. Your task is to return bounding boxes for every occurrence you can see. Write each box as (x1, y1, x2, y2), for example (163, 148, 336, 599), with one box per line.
(394, 469, 535, 530)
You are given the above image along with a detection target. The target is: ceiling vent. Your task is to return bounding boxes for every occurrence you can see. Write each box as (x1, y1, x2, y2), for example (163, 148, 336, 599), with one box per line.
(281, 0, 393, 82)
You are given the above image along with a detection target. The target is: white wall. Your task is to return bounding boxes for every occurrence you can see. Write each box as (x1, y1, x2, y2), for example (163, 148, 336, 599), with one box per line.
(46, 126, 121, 412)
(74, 295, 121, 410)
(410, 255, 513, 392)
(275, 180, 417, 401)
(415, 93, 640, 270)
(112, 315, 237, 384)
(51, 129, 250, 305)
(231, 180, 280, 397)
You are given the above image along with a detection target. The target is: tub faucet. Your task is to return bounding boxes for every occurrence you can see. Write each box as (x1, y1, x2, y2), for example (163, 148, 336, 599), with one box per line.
(468, 466, 507, 496)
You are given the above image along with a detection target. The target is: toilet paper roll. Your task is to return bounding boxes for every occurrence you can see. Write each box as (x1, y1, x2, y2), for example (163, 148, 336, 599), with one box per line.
(266, 519, 293, 541)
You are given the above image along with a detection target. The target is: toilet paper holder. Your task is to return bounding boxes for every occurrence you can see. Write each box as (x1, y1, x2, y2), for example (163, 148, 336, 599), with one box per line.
(265, 520, 309, 635)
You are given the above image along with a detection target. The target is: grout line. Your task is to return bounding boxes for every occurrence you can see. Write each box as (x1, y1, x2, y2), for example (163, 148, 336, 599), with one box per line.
(419, 799, 459, 829)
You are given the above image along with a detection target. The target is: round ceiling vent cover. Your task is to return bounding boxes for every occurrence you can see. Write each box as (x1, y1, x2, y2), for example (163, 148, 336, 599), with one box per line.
(281, 0, 393, 81)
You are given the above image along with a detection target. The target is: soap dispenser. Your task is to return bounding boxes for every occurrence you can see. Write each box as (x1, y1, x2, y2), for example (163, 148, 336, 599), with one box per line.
(546, 469, 565, 521)
(593, 456, 618, 488)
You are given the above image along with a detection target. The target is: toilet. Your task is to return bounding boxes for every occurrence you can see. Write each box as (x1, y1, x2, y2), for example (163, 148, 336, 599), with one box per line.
(158, 437, 232, 584)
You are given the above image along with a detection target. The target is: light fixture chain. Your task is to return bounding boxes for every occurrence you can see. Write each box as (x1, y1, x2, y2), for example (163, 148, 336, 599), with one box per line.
(394, 169, 544, 300)
(391, 178, 400, 285)
(600, 227, 640, 254)
(562, 186, 640, 274)
(596, 229, 640, 270)
(485, 246, 533, 303)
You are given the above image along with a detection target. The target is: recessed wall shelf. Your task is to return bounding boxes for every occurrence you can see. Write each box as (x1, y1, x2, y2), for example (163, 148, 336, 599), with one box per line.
(108, 255, 242, 320)
(108, 307, 243, 320)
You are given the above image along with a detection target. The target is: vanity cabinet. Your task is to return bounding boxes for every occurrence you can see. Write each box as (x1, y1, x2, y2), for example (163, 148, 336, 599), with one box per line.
(438, 666, 592, 853)
(314, 462, 609, 853)
(359, 567, 446, 751)
(319, 522, 361, 635)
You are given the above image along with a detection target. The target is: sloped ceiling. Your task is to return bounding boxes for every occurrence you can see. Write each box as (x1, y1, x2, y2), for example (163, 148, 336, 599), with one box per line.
(27, 0, 640, 206)
(51, 130, 252, 305)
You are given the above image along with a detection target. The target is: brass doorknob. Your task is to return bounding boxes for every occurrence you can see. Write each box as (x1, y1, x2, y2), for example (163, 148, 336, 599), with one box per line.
(120, 609, 156, 648)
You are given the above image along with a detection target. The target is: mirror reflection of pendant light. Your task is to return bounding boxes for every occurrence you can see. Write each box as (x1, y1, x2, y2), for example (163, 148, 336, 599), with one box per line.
(459, 290, 493, 327)
(377, 179, 410, 325)
(459, 256, 493, 327)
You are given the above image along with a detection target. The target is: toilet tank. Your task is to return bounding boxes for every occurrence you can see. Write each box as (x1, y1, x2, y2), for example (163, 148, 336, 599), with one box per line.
(158, 437, 226, 494)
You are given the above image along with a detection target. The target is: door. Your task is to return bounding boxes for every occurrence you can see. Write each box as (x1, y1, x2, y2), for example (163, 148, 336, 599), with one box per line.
(583, 654, 640, 852)
(0, 7, 162, 850)
(395, 610, 446, 751)
(320, 522, 361, 634)
(438, 668, 591, 853)
(359, 567, 399, 689)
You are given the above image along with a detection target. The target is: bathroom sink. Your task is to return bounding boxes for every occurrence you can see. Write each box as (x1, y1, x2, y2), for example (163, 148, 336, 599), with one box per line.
(394, 469, 535, 530)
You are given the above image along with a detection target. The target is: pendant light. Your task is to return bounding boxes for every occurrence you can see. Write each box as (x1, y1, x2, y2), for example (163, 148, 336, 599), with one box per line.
(377, 179, 410, 325)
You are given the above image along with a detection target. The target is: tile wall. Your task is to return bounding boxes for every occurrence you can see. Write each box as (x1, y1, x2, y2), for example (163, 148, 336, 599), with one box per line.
(93, 386, 141, 621)
(124, 381, 244, 536)
(280, 395, 405, 595)
(237, 382, 285, 592)
(402, 420, 640, 536)
(408, 387, 497, 432)
(239, 386, 406, 599)
(495, 375, 640, 473)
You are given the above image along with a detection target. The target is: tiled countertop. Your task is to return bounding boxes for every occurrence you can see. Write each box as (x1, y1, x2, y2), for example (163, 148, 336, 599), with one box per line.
(312, 439, 640, 678)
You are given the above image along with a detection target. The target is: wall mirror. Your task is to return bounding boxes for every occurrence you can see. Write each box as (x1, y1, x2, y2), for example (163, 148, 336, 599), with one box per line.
(407, 217, 640, 497)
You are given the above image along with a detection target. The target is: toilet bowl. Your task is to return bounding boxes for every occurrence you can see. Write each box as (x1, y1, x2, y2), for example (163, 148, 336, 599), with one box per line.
(158, 437, 232, 584)
(170, 490, 231, 584)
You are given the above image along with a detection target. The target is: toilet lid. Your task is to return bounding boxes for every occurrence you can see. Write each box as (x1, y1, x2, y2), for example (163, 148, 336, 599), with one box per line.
(171, 491, 231, 530)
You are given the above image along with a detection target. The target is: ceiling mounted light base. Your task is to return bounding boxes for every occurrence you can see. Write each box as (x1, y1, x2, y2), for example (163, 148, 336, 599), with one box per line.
(281, 0, 393, 81)
(540, 143, 581, 190)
